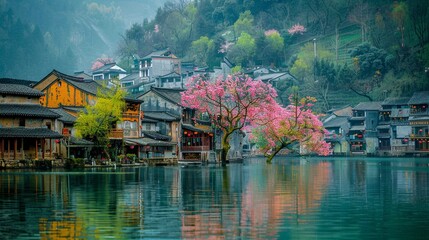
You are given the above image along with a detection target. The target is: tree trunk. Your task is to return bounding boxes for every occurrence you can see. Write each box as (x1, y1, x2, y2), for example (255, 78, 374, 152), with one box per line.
(265, 144, 285, 164)
(220, 134, 230, 165)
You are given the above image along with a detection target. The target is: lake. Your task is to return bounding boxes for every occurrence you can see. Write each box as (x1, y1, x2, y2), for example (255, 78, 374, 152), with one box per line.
(1, 157, 429, 239)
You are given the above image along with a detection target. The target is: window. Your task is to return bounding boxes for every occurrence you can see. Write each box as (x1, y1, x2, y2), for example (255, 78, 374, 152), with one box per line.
(19, 118, 25, 127)
(46, 122, 51, 130)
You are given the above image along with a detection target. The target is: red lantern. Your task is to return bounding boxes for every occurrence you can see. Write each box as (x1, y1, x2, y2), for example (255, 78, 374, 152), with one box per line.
(130, 145, 135, 149)
(184, 131, 188, 134)
(55, 139, 60, 143)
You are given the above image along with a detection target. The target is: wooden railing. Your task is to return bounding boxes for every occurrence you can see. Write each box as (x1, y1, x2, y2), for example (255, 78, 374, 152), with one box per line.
(182, 145, 211, 152)
(109, 129, 124, 139)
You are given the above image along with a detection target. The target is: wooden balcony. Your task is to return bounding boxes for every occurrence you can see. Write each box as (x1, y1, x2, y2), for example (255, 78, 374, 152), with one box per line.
(124, 129, 139, 138)
(410, 134, 429, 139)
(109, 129, 124, 139)
(182, 145, 211, 152)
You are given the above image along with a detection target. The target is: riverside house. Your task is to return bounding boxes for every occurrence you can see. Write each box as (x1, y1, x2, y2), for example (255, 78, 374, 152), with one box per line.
(33, 69, 143, 159)
(0, 83, 62, 164)
(348, 102, 382, 155)
(409, 91, 429, 155)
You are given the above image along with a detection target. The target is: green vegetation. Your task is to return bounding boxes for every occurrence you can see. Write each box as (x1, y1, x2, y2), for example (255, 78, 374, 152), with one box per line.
(117, 0, 429, 112)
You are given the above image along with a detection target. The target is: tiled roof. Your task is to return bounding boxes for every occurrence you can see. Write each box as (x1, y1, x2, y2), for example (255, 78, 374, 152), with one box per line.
(182, 123, 213, 133)
(125, 138, 176, 147)
(0, 128, 63, 138)
(323, 116, 349, 128)
(0, 78, 37, 86)
(408, 91, 429, 105)
(151, 87, 184, 105)
(141, 49, 172, 60)
(0, 104, 60, 118)
(382, 97, 410, 106)
(144, 111, 180, 121)
(158, 72, 180, 79)
(0, 83, 44, 97)
(141, 131, 171, 141)
(36, 70, 101, 95)
(353, 102, 382, 111)
(49, 108, 76, 124)
(92, 63, 126, 74)
(69, 137, 94, 145)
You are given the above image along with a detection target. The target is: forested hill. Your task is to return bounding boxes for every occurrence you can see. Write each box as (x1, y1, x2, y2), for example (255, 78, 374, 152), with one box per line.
(0, 0, 168, 80)
(117, 0, 429, 112)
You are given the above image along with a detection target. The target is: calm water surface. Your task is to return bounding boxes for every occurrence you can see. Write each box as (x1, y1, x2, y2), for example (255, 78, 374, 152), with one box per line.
(1, 157, 429, 239)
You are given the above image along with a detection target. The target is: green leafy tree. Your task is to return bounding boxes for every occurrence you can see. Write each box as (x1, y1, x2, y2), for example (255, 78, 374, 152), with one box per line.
(75, 83, 126, 160)
(189, 36, 215, 67)
(233, 10, 254, 38)
(227, 32, 256, 67)
(260, 29, 285, 67)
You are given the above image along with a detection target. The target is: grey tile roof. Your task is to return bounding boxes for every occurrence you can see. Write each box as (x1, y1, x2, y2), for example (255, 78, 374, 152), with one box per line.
(92, 63, 126, 74)
(151, 87, 184, 105)
(69, 137, 94, 145)
(0, 78, 38, 86)
(141, 131, 171, 141)
(144, 111, 180, 121)
(353, 102, 382, 111)
(141, 49, 172, 60)
(0, 104, 60, 118)
(408, 91, 429, 105)
(382, 97, 410, 106)
(0, 128, 63, 138)
(0, 83, 44, 97)
(323, 116, 349, 128)
(49, 108, 77, 124)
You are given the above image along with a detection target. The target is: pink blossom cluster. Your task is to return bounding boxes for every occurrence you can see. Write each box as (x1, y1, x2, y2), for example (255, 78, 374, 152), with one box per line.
(287, 24, 306, 35)
(264, 29, 280, 36)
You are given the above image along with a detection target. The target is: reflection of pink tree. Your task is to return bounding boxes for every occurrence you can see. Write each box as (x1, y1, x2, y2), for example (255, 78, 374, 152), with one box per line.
(252, 94, 330, 163)
(181, 74, 278, 163)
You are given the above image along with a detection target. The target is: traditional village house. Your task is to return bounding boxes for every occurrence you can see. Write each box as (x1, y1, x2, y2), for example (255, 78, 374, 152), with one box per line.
(408, 91, 429, 155)
(49, 107, 93, 159)
(33, 69, 143, 159)
(378, 97, 412, 156)
(122, 49, 181, 94)
(138, 87, 214, 162)
(92, 62, 127, 81)
(348, 102, 382, 155)
(137, 87, 182, 163)
(323, 106, 352, 155)
(0, 83, 62, 163)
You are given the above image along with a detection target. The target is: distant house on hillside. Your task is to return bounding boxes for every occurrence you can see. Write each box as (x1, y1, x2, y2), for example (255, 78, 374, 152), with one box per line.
(133, 49, 180, 82)
(92, 62, 127, 81)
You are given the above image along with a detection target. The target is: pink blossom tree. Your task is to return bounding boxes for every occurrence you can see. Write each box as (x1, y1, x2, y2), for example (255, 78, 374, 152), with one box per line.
(252, 93, 331, 163)
(181, 74, 279, 163)
(288, 24, 307, 35)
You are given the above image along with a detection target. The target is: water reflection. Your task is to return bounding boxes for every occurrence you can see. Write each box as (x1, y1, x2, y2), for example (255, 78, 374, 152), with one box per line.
(1, 158, 429, 239)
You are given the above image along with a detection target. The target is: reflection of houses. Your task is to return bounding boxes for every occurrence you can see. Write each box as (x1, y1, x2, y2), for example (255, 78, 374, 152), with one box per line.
(33, 69, 142, 159)
(408, 91, 429, 154)
(323, 106, 352, 155)
(0, 83, 62, 162)
(348, 102, 381, 155)
(378, 97, 412, 156)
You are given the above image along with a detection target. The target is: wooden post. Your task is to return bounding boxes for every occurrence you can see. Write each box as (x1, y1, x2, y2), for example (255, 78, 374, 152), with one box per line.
(35, 139, 38, 160)
(41, 139, 45, 159)
(49, 139, 52, 158)
(7, 139, 10, 160)
(0, 139, 2, 159)
(14, 138, 17, 160)
(21, 138, 24, 159)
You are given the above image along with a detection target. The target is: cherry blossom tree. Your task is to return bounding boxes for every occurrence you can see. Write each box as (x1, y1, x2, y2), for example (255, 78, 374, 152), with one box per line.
(287, 24, 307, 35)
(252, 93, 331, 163)
(181, 74, 278, 163)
